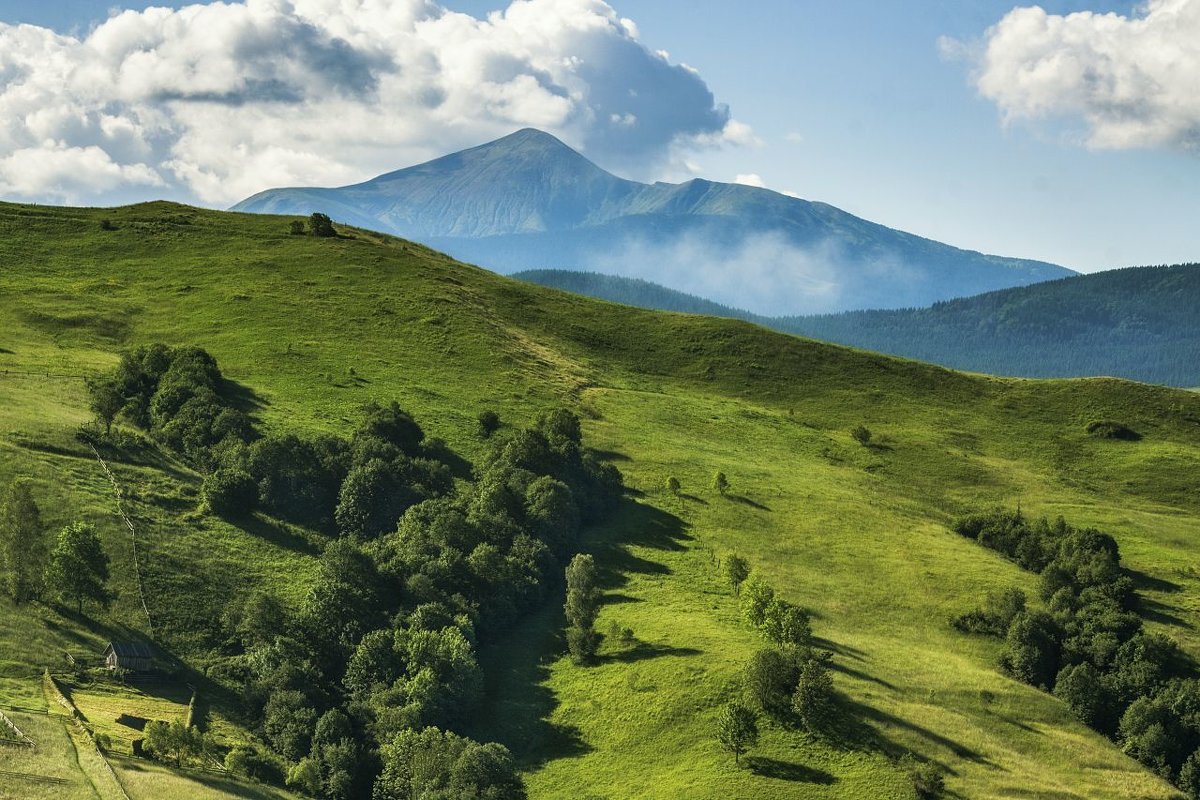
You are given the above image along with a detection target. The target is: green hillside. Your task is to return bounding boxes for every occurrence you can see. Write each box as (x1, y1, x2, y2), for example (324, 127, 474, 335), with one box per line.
(2, 200, 1200, 799)
(519, 265, 1200, 387)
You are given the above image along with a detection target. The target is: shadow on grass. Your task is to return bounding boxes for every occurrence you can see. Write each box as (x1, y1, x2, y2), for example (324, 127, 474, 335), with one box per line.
(746, 756, 836, 784)
(230, 513, 322, 556)
(599, 593, 641, 606)
(812, 636, 869, 663)
(1129, 567, 1182, 594)
(601, 641, 702, 664)
(469, 601, 592, 767)
(589, 448, 632, 463)
(1139, 597, 1193, 629)
(830, 660, 897, 690)
(93, 436, 195, 484)
(220, 376, 268, 415)
(836, 697, 1000, 771)
(726, 494, 772, 511)
(592, 499, 692, 590)
(677, 493, 708, 505)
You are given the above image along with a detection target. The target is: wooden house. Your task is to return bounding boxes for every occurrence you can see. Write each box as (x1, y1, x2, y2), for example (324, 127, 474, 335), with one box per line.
(102, 641, 155, 673)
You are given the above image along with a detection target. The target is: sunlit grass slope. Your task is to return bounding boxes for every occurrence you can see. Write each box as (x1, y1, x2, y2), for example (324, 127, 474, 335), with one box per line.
(2, 200, 1199, 798)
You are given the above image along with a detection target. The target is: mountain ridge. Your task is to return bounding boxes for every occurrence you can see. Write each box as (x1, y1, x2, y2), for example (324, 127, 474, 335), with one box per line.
(516, 264, 1200, 386)
(232, 128, 1074, 315)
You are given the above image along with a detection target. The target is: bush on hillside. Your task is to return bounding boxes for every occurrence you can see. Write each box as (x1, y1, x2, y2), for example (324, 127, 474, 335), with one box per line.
(1086, 420, 1141, 441)
(309, 213, 336, 238)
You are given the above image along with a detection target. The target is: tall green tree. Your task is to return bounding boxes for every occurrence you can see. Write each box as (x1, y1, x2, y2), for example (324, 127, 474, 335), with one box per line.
(565, 553, 600, 663)
(723, 554, 750, 594)
(0, 480, 47, 603)
(44, 522, 113, 613)
(715, 700, 758, 764)
(86, 376, 125, 436)
(793, 651, 836, 733)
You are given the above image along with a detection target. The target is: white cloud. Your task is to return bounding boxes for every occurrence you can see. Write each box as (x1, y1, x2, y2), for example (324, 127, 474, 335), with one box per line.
(962, 0, 1200, 152)
(734, 173, 766, 188)
(0, 0, 751, 205)
(0, 143, 163, 203)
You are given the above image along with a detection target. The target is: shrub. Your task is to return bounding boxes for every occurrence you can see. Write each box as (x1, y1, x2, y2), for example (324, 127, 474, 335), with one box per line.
(900, 754, 946, 798)
(793, 650, 836, 732)
(99, 219, 116, 231)
(850, 425, 872, 446)
(565, 554, 600, 663)
(666, 475, 681, 495)
(288, 220, 306, 236)
(309, 212, 336, 237)
(1086, 420, 1141, 441)
(202, 468, 259, 518)
(712, 471, 729, 495)
(745, 647, 797, 714)
(477, 409, 501, 438)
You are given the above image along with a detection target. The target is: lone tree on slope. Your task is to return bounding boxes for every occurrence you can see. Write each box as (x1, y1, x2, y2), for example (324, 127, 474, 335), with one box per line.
(309, 212, 337, 238)
(44, 522, 113, 613)
(716, 700, 759, 764)
(565, 553, 600, 663)
(0, 480, 47, 603)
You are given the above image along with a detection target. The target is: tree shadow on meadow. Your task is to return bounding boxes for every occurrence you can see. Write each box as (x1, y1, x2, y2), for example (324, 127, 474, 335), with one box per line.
(468, 601, 592, 767)
(601, 641, 702, 665)
(591, 499, 693, 591)
(746, 756, 836, 784)
(725, 494, 772, 511)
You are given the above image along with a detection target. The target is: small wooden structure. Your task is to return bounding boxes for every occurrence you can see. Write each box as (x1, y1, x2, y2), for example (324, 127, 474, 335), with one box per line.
(102, 641, 155, 673)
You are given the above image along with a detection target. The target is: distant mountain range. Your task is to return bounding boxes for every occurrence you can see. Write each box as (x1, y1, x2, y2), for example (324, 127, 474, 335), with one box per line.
(517, 264, 1200, 387)
(232, 128, 1074, 315)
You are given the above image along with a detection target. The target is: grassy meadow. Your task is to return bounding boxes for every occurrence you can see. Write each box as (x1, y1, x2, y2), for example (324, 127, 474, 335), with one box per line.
(1, 200, 1199, 797)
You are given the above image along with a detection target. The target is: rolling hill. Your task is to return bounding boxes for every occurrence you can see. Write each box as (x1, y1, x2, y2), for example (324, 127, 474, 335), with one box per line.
(2, 200, 1200, 799)
(517, 265, 1200, 387)
(231, 129, 1073, 316)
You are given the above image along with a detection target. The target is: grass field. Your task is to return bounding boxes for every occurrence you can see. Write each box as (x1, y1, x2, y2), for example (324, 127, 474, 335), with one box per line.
(2, 200, 1199, 797)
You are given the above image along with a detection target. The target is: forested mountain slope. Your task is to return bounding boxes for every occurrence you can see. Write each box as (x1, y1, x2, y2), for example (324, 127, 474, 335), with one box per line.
(519, 265, 1200, 386)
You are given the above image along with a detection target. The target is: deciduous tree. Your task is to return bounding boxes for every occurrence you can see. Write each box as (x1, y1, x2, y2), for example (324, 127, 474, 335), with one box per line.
(715, 700, 758, 764)
(44, 522, 112, 612)
(0, 480, 46, 603)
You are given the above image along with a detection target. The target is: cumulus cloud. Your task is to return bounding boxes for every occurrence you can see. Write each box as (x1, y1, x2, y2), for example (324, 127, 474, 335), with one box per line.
(960, 0, 1200, 152)
(0, 0, 748, 205)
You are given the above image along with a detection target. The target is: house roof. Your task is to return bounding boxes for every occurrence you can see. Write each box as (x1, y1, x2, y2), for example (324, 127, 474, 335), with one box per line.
(104, 641, 155, 659)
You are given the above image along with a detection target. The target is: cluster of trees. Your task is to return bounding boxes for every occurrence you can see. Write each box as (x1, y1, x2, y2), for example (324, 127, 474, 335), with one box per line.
(209, 407, 621, 798)
(86, 344, 254, 466)
(143, 719, 217, 767)
(713, 558, 838, 765)
(0, 481, 113, 614)
(953, 509, 1200, 794)
(289, 213, 337, 238)
(86, 345, 460, 535)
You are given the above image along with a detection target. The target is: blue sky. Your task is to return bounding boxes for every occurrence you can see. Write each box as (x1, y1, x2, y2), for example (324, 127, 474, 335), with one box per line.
(0, 0, 1196, 273)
